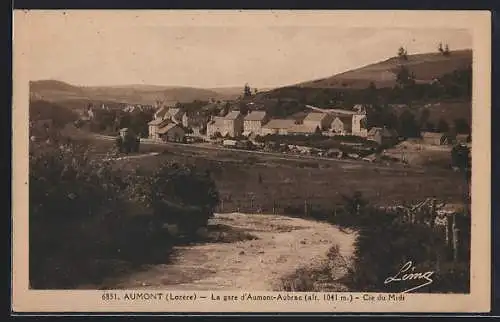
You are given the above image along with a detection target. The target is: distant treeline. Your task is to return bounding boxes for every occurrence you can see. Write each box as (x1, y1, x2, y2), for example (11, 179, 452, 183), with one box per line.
(263, 67, 472, 108)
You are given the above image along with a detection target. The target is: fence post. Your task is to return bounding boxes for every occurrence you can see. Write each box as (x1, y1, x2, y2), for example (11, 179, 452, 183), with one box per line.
(430, 199, 437, 228)
(304, 199, 308, 217)
(452, 213, 459, 262)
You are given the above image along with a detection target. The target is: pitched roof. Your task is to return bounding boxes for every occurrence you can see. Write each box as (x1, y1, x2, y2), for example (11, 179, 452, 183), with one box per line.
(304, 112, 328, 122)
(208, 116, 225, 126)
(326, 108, 357, 116)
(368, 127, 397, 137)
(154, 106, 169, 119)
(244, 111, 267, 121)
(157, 123, 183, 135)
(421, 131, 445, 138)
(262, 119, 296, 129)
(224, 110, 242, 120)
(289, 124, 318, 134)
(167, 108, 184, 119)
(333, 115, 353, 124)
(148, 118, 171, 126)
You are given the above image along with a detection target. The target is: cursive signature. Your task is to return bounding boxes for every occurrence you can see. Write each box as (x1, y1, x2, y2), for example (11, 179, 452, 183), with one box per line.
(384, 261, 434, 293)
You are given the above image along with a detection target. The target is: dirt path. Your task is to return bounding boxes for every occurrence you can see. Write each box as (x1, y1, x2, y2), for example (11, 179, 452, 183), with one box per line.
(102, 213, 357, 291)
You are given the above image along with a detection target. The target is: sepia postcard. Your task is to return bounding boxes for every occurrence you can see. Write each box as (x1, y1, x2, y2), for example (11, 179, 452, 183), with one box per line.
(12, 10, 491, 313)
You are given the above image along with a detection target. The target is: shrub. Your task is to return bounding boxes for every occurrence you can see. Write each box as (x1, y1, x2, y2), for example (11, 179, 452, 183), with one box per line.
(138, 161, 220, 236)
(29, 141, 172, 289)
(328, 191, 470, 293)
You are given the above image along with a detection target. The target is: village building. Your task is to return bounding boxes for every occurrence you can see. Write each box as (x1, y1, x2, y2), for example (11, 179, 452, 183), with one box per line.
(152, 106, 185, 124)
(157, 123, 186, 142)
(367, 127, 398, 146)
(79, 105, 95, 121)
(243, 111, 269, 136)
(206, 116, 226, 138)
(326, 107, 368, 137)
(330, 115, 353, 135)
(261, 119, 296, 136)
(153, 106, 169, 120)
(148, 118, 172, 140)
(351, 113, 368, 137)
(421, 131, 449, 146)
(206, 110, 244, 138)
(165, 107, 185, 124)
(288, 124, 321, 136)
(302, 112, 334, 131)
(182, 111, 209, 129)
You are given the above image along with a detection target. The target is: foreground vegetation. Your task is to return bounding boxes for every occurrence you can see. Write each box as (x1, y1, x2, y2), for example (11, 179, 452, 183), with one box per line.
(29, 136, 219, 289)
(278, 192, 470, 294)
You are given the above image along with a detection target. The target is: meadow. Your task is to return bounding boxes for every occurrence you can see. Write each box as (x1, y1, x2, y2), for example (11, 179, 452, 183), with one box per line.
(92, 139, 468, 214)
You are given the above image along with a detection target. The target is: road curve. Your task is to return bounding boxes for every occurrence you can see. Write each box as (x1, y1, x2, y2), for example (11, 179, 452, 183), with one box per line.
(98, 213, 357, 291)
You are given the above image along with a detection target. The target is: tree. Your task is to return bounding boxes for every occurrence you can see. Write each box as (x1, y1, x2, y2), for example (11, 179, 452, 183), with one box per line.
(423, 121, 435, 132)
(364, 82, 379, 105)
(437, 118, 450, 133)
(115, 135, 124, 153)
(444, 44, 450, 56)
(141, 161, 220, 234)
(451, 144, 470, 171)
(397, 46, 408, 60)
(418, 108, 431, 130)
(341, 191, 369, 216)
(398, 110, 420, 138)
(438, 42, 444, 54)
(244, 83, 252, 98)
(396, 66, 416, 89)
(453, 118, 470, 134)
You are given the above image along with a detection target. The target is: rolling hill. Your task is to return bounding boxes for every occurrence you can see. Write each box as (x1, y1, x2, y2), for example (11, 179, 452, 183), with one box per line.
(294, 49, 472, 90)
(29, 80, 242, 106)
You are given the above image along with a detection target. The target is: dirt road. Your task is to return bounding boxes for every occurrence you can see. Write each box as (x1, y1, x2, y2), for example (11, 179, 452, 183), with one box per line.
(101, 213, 357, 291)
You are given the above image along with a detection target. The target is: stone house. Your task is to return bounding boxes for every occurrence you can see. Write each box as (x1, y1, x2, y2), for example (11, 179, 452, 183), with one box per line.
(243, 111, 269, 136)
(158, 123, 186, 142)
(148, 118, 172, 140)
(261, 119, 296, 136)
(367, 127, 398, 146)
(330, 115, 353, 135)
(302, 112, 334, 131)
(421, 131, 448, 146)
(206, 110, 244, 138)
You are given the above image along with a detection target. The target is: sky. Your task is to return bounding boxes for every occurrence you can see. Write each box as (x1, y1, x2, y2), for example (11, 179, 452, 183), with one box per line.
(20, 11, 473, 89)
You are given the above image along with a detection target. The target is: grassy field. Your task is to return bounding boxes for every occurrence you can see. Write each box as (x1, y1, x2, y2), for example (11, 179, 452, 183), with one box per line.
(295, 49, 472, 89)
(83, 138, 468, 214)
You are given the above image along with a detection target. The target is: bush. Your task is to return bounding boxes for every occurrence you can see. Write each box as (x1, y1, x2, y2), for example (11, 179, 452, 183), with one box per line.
(29, 142, 172, 289)
(138, 161, 220, 236)
(328, 191, 470, 293)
